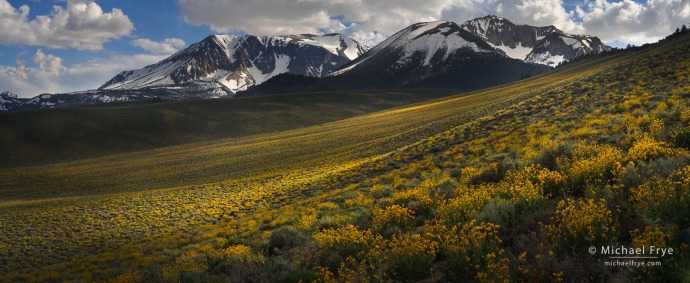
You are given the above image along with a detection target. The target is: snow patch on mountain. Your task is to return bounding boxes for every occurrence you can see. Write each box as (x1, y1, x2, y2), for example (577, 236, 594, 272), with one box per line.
(492, 44, 533, 60)
(526, 51, 566, 67)
(400, 31, 483, 67)
(562, 37, 579, 46)
(248, 54, 292, 85)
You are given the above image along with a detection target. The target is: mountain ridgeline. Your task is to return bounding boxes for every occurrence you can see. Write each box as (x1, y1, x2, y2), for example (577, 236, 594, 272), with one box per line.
(239, 21, 551, 96)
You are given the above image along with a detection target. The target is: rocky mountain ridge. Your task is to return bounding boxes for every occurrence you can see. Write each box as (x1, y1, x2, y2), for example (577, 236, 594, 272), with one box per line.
(460, 15, 611, 67)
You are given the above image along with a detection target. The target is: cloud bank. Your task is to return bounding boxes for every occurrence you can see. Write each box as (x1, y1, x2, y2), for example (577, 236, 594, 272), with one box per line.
(177, 0, 690, 46)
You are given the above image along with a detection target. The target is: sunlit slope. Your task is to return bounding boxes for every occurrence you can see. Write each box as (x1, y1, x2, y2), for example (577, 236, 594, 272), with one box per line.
(0, 53, 627, 201)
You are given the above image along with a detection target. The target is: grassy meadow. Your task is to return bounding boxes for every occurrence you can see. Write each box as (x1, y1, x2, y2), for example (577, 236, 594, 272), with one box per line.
(1, 33, 690, 282)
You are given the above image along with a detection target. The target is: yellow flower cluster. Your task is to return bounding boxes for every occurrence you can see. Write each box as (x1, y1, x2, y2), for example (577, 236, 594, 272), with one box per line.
(649, 118, 665, 135)
(391, 177, 437, 205)
(318, 202, 339, 211)
(436, 186, 493, 225)
(493, 165, 552, 209)
(389, 233, 438, 259)
(169, 254, 209, 275)
(298, 213, 318, 231)
(631, 166, 690, 224)
(631, 225, 678, 277)
(315, 226, 438, 282)
(110, 270, 142, 283)
(344, 194, 374, 208)
(627, 134, 675, 162)
(563, 142, 623, 195)
(458, 166, 483, 184)
(372, 205, 415, 231)
(632, 225, 673, 251)
(426, 220, 508, 282)
(439, 220, 501, 254)
(546, 198, 616, 249)
(312, 225, 376, 254)
(223, 244, 256, 263)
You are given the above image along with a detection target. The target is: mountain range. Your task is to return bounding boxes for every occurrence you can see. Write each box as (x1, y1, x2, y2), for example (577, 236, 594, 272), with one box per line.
(239, 20, 556, 96)
(1, 15, 612, 111)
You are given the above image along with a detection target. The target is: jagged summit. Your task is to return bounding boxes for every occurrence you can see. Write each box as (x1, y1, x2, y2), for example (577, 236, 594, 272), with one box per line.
(1, 91, 19, 99)
(0, 91, 27, 112)
(460, 15, 610, 67)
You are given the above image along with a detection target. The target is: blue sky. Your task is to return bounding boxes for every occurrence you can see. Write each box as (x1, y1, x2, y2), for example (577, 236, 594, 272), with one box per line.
(1, 0, 688, 97)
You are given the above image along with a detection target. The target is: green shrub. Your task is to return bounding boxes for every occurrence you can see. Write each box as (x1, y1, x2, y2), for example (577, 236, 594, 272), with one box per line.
(533, 143, 573, 171)
(674, 127, 690, 150)
(318, 250, 344, 273)
(390, 252, 434, 282)
(432, 177, 458, 199)
(181, 271, 222, 283)
(269, 227, 307, 251)
(280, 267, 319, 283)
(619, 163, 642, 189)
(473, 198, 516, 226)
(469, 161, 517, 185)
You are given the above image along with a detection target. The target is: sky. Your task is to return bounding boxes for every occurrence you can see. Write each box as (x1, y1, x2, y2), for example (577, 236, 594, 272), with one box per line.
(1, 0, 689, 98)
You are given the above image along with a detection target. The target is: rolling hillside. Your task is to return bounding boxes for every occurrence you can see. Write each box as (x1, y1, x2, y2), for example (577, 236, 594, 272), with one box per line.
(2, 31, 690, 282)
(0, 89, 459, 168)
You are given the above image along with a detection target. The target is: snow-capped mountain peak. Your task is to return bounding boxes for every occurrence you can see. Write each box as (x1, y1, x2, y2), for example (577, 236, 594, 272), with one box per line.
(99, 33, 369, 95)
(330, 21, 497, 76)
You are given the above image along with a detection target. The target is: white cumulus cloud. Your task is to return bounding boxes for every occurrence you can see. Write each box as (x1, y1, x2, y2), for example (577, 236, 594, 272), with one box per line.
(5, 60, 28, 80)
(0, 0, 134, 50)
(32, 49, 66, 75)
(130, 38, 186, 54)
